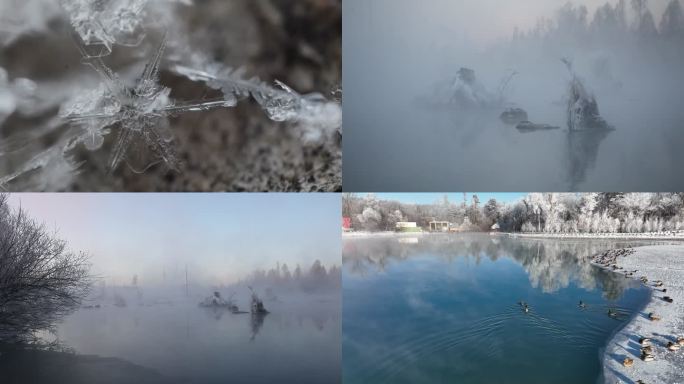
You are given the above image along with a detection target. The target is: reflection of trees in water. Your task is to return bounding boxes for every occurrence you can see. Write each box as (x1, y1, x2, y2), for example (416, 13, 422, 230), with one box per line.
(343, 235, 656, 298)
(566, 129, 611, 190)
(297, 311, 330, 332)
(203, 307, 227, 321)
(248, 310, 334, 341)
(250, 313, 266, 341)
(507, 239, 629, 298)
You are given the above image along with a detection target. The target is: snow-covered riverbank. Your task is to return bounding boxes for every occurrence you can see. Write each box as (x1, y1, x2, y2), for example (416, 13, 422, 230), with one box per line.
(344, 231, 684, 240)
(509, 232, 684, 240)
(342, 231, 426, 238)
(595, 245, 684, 384)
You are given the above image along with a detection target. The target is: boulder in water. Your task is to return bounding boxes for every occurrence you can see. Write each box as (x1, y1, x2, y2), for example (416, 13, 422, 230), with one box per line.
(563, 58, 613, 131)
(516, 120, 560, 132)
(500, 107, 528, 125)
(199, 291, 240, 313)
(249, 287, 269, 314)
(450, 67, 496, 108)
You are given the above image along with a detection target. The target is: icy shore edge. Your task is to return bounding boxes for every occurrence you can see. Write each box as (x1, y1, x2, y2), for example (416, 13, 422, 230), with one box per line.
(594, 245, 684, 384)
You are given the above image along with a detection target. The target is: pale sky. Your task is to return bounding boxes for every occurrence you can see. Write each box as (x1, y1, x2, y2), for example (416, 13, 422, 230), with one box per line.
(368, 193, 526, 205)
(348, 0, 668, 46)
(7, 193, 340, 286)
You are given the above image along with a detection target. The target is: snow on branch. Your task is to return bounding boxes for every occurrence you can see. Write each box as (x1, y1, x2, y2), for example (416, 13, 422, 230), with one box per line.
(171, 62, 342, 142)
(0, 1, 341, 190)
(60, 34, 234, 172)
(58, 0, 192, 57)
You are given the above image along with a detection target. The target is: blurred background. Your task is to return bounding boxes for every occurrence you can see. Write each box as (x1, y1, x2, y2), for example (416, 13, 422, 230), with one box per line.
(0, 0, 341, 191)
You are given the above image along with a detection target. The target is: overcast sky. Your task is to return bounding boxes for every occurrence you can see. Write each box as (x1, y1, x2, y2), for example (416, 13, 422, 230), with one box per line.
(8, 193, 340, 286)
(372, 193, 526, 206)
(347, 0, 668, 46)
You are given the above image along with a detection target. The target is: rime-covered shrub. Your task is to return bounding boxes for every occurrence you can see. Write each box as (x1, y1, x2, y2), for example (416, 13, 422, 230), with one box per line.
(0, 195, 91, 343)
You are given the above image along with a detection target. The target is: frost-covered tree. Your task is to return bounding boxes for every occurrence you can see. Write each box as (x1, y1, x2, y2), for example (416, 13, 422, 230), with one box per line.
(632, 0, 658, 36)
(387, 209, 405, 228)
(483, 198, 500, 228)
(523, 193, 546, 232)
(344, 193, 684, 235)
(466, 194, 483, 228)
(660, 0, 684, 37)
(0, 194, 91, 343)
(240, 259, 338, 293)
(355, 194, 383, 231)
(591, 0, 628, 36)
(556, 3, 589, 37)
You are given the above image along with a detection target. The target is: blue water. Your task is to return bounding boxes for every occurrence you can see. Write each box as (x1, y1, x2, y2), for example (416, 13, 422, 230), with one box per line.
(342, 234, 664, 384)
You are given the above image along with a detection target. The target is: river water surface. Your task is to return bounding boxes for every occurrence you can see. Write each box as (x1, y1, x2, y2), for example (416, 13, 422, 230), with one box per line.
(342, 234, 674, 384)
(0, 292, 340, 384)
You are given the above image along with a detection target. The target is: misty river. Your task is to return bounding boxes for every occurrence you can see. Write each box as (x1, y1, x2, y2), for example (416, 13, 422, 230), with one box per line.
(0, 291, 340, 384)
(343, 0, 684, 192)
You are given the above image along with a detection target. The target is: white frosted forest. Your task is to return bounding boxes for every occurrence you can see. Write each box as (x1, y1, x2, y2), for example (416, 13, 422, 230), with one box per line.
(344, 193, 684, 235)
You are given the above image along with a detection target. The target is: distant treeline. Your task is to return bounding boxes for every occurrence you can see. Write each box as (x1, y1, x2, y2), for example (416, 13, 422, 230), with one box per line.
(343, 193, 684, 234)
(512, 0, 684, 42)
(236, 260, 341, 293)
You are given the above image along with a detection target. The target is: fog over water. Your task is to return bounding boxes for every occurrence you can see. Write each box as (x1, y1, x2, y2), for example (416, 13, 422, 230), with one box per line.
(1, 193, 341, 384)
(7, 193, 340, 285)
(343, 0, 684, 191)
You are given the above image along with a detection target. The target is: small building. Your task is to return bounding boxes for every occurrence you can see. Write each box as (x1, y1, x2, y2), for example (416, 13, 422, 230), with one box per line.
(429, 221, 450, 232)
(396, 221, 420, 232)
(342, 217, 352, 232)
(490, 223, 500, 232)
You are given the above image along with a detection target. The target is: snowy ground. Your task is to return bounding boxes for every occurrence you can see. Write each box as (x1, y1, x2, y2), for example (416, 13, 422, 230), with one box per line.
(342, 231, 426, 238)
(345, 231, 684, 240)
(597, 245, 684, 384)
(511, 232, 684, 240)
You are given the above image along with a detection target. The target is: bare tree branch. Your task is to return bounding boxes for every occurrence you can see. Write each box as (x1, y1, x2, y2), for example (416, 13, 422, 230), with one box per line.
(0, 194, 91, 343)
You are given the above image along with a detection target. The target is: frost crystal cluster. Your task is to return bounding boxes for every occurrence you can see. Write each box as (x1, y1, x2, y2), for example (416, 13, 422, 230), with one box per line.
(61, 36, 187, 171)
(61, 0, 147, 52)
(0, 0, 341, 191)
(172, 63, 342, 141)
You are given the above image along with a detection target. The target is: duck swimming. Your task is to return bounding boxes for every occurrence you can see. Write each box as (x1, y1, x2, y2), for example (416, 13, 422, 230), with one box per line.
(663, 296, 674, 303)
(607, 308, 619, 318)
(639, 337, 651, 345)
(648, 313, 661, 321)
(622, 357, 634, 367)
(578, 300, 587, 308)
(677, 337, 684, 346)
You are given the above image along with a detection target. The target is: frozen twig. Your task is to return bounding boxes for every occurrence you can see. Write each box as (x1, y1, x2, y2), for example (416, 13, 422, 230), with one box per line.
(60, 34, 232, 172)
(171, 63, 342, 141)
